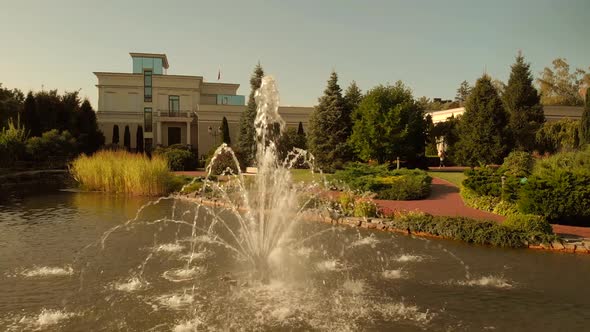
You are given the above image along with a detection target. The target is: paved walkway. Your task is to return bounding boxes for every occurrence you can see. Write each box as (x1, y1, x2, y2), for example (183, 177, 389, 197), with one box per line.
(376, 177, 590, 239)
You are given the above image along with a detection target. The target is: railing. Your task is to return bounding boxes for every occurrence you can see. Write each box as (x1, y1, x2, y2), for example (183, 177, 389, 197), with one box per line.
(156, 110, 195, 117)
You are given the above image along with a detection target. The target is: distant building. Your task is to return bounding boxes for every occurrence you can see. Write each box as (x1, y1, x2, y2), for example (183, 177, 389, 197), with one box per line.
(427, 106, 584, 124)
(94, 53, 313, 156)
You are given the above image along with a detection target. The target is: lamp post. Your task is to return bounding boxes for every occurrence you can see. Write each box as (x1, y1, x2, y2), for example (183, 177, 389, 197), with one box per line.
(208, 125, 222, 146)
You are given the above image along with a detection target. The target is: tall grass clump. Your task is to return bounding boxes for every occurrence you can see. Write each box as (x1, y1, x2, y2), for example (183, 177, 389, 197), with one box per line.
(70, 150, 172, 196)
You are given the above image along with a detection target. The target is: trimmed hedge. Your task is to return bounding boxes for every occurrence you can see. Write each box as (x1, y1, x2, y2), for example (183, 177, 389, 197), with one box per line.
(154, 144, 198, 171)
(390, 212, 557, 248)
(332, 163, 432, 200)
(503, 214, 553, 235)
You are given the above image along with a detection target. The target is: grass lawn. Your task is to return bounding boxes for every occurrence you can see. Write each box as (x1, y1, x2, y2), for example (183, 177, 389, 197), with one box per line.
(426, 171, 466, 187)
(290, 169, 332, 184)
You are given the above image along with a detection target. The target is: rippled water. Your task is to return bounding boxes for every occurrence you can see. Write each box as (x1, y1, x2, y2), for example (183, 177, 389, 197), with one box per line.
(1, 192, 590, 331)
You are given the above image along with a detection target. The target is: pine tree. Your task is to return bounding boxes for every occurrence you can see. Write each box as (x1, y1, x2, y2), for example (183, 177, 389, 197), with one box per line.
(295, 122, 306, 150)
(581, 89, 590, 145)
(343, 81, 362, 128)
(221, 116, 231, 145)
(77, 99, 104, 154)
(112, 125, 120, 145)
(21, 92, 41, 137)
(503, 53, 545, 151)
(123, 125, 131, 150)
(455, 75, 509, 166)
(297, 122, 305, 136)
(455, 80, 472, 106)
(307, 71, 349, 170)
(237, 63, 264, 166)
(136, 126, 144, 153)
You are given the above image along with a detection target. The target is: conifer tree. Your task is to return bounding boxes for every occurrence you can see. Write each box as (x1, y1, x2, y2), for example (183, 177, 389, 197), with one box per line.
(503, 53, 544, 151)
(455, 75, 509, 166)
(221, 116, 231, 145)
(307, 71, 349, 170)
(112, 125, 120, 145)
(237, 63, 264, 166)
(455, 80, 472, 106)
(136, 126, 144, 153)
(580, 89, 590, 145)
(21, 92, 41, 137)
(123, 125, 131, 150)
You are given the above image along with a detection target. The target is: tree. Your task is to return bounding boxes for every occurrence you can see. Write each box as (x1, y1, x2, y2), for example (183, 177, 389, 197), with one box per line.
(77, 99, 104, 154)
(580, 89, 590, 145)
(123, 125, 131, 150)
(455, 80, 472, 105)
(295, 122, 306, 150)
(136, 126, 144, 153)
(112, 125, 120, 145)
(344, 81, 362, 122)
(536, 119, 581, 153)
(0, 84, 24, 129)
(221, 116, 231, 145)
(503, 53, 545, 151)
(21, 92, 41, 137)
(237, 63, 264, 166)
(307, 71, 350, 170)
(349, 82, 427, 164)
(537, 58, 590, 106)
(425, 114, 437, 155)
(455, 75, 509, 166)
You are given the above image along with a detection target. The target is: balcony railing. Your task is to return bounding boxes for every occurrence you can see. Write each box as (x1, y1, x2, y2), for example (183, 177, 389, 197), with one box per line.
(156, 110, 195, 117)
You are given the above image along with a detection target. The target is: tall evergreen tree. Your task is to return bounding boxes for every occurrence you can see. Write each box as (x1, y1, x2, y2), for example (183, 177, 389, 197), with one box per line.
(123, 125, 131, 150)
(237, 63, 264, 166)
(343, 81, 362, 126)
(112, 125, 120, 145)
(295, 122, 306, 150)
(581, 89, 590, 145)
(503, 53, 545, 151)
(136, 126, 144, 153)
(21, 92, 41, 137)
(455, 80, 472, 105)
(307, 71, 349, 170)
(221, 116, 231, 145)
(297, 122, 305, 136)
(77, 99, 104, 154)
(455, 75, 509, 166)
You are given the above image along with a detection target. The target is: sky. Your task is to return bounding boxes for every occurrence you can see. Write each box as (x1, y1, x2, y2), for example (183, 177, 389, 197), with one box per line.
(1, 0, 589, 108)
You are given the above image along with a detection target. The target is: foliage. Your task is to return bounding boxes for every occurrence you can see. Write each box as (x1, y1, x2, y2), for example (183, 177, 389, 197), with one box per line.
(333, 163, 432, 200)
(537, 58, 590, 106)
(499, 151, 534, 178)
(417, 96, 459, 111)
(221, 116, 231, 145)
(276, 127, 307, 162)
(123, 125, 131, 150)
(390, 212, 557, 248)
(0, 83, 24, 129)
(518, 147, 590, 225)
(503, 214, 553, 235)
(535, 119, 581, 153)
(349, 82, 427, 165)
(307, 71, 351, 171)
(455, 75, 509, 166)
(462, 167, 502, 197)
(352, 199, 378, 218)
(580, 89, 590, 145)
(76, 100, 104, 155)
(455, 80, 472, 106)
(25, 129, 77, 162)
(136, 126, 144, 153)
(0, 118, 27, 167)
(503, 53, 545, 151)
(206, 146, 240, 175)
(153, 144, 198, 171)
(431, 115, 461, 163)
(238, 63, 264, 167)
(70, 150, 172, 196)
(112, 124, 120, 145)
(425, 114, 437, 156)
(460, 185, 502, 213)
(344, 81, 363, 117)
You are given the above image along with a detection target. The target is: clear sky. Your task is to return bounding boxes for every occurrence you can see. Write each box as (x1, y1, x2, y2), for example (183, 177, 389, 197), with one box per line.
(1, 0, 588, 108)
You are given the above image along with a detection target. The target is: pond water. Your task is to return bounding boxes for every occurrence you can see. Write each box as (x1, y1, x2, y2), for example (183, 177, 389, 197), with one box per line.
(1, 191, 590, 331)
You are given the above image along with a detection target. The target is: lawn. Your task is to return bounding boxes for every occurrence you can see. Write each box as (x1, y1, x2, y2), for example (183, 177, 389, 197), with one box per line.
(290, 169, 332, 184)
(426, 171, 466, 187)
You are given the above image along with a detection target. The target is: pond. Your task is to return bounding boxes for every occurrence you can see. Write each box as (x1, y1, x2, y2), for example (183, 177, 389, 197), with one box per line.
(1, 191, 589, 331)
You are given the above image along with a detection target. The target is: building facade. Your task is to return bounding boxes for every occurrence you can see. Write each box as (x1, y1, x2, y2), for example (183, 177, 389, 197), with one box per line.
(427, 106, 584, 124)
(95, 53, 313, 157)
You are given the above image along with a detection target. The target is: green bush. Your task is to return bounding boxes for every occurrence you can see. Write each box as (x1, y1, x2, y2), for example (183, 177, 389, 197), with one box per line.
(390, 212, 558, 248)
(0, 119, 27, 167)
(332, 163, 431, 200)
(25, 129, 77, 162)
(504, 214, 553, 235)
(352, 199, 378, 218)
(206, 147, 240, 175)
(499, 151, 534, 178)
(518, 170, 590, 225)
(462, 167, 501, 197)
(154, 144, 198, 171)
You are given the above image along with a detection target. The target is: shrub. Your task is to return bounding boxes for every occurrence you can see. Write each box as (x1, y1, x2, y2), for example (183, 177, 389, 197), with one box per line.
(499, 151, 534, 177)
(462, 167, 501, 197)
(153, 144, 198, 171)
(25, 129, 77, 162)
(518, 170, 590, 225)
(0, 118, 27, 167)
(352, 199, 378, 218)
(504, 214, 553, 235)
(206, 147, 240, 175)
(332, 163, 431, 200)
(70, 150, 172, 196)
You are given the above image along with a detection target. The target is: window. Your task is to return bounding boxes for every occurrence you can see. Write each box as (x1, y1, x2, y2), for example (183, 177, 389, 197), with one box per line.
(144, 107, 152, 132)
(169, 95, 179, 116)
(144, 70, 152, 102)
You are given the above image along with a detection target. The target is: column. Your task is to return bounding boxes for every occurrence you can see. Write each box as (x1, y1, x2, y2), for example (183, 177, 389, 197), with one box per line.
(186, 121, 191, 146)
(157, 121, 162, 145)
